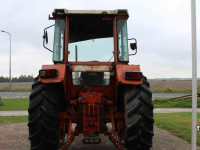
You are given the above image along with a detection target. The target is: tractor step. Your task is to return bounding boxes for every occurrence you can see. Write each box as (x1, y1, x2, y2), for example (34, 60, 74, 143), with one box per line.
(82, 136, 101, 144)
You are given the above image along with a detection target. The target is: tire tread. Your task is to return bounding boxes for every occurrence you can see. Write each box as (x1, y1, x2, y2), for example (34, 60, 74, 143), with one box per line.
(124, 76, 154, 149)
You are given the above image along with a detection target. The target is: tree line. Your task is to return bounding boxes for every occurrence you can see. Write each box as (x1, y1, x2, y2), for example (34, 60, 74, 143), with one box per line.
(0, 75, 35, 82)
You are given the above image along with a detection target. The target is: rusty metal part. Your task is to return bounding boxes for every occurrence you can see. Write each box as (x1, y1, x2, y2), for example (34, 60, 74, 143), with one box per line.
(169, 93, 200, 100)
(81, 92, 101, 135)
(60, 116, 75, 150)
(79, 92, 103, 104)
(71, 65, 111, 72)
(69, 62, 113, 66)
(106, 108, 125, 150)
(169, 94, 192, 100)
(110, 109, 116, 133)
(58, 104, 125, 150)
(60, 105, 78, 150)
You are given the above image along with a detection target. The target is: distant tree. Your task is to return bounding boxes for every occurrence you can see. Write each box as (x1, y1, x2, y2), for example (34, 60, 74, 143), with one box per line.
(0, 75, 35, 82)
(0, 76, 9, 82)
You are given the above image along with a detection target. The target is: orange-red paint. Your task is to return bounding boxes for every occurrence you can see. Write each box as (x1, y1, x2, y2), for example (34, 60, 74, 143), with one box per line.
(116, 64, 142, 85)
(39, 64, 66, 83)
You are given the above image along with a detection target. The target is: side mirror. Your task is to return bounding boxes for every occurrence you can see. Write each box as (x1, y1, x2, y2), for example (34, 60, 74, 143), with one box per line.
(43, 24, 55, 52)
(128, 38, 137, 55)
(130, 43, 137, 50)
(45, 31, 48, 44)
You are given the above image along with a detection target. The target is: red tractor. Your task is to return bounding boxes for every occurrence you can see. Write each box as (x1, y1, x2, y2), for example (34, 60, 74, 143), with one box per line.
(28, 9, 154, 150)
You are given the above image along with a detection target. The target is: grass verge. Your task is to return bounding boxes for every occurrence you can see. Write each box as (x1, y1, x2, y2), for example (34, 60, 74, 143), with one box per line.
(0, 116, 28, 125)
(0, 97, 199, 111)
(154, 113, 200, 145)
(0, 98, 29, 111)
(153, 98, 200, 108)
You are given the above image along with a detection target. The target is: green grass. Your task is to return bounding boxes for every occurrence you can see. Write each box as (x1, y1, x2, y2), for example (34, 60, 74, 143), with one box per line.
(153, 98, 200, 108)
(0, 116, 28, 125)
(0, 97, 199, 111)
(0, 98, 29, 111)
(0, 89, 31, 92)
(154, 113, 200, 145)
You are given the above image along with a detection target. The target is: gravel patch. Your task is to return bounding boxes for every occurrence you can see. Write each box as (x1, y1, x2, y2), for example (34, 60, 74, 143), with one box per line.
(0, 123, 199, 150)
(0, 123, 29, 150)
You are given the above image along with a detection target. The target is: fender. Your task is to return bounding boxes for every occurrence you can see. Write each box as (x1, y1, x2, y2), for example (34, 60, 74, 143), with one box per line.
(39, 64, 66, 83)
(116, 64, 142, 85)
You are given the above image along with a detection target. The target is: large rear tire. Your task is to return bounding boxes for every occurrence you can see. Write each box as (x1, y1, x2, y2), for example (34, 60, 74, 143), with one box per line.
(124, 76, 154, 150)
(28, 78, 64, 150)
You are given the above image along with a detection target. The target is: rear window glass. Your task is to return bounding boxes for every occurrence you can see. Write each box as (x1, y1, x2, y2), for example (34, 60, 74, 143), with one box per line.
(72, 72, 110, 86)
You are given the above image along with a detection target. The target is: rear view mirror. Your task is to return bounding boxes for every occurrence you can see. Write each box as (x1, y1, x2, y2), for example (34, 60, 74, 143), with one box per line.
(43, 24, 55, 52)
(128, 38, 137, 55)
(45, 31, 48, 44)
(130, 43, 137, 50)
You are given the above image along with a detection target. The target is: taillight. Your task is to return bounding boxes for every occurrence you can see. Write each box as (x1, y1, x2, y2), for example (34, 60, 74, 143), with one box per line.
(123, 71, 142, 80)
(39, 69, 59, 78)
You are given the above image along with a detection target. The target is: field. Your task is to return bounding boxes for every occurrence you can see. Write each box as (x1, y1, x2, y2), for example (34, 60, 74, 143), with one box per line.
(0, 80, 200, 92)
(0, 82, 32, 90)
(150, 80, 200, 90)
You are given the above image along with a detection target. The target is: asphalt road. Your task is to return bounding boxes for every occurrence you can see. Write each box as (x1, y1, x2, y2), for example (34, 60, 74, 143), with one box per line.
(1, 108, 200, 116)
(0, 92, 30, 99)
(0, 92, 188, 99)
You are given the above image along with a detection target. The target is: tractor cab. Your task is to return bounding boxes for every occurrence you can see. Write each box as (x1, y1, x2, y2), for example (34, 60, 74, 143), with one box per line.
(43, 9, 137, 63)
(43, 9, 137, 86)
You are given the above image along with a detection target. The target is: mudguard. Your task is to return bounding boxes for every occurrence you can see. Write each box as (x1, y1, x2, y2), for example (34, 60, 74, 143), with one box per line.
(116, 64, 142, 85)
(39, 64, 66, 83)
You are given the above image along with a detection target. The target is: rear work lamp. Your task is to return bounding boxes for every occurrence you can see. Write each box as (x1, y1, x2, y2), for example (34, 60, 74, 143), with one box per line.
(39, 69, 59, 78)
(123, 71, 143, 80)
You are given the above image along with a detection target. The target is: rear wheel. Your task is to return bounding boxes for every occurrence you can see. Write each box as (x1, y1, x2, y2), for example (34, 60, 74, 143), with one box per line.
(28, 78, 64, 150)
(124, 76, 154, 150)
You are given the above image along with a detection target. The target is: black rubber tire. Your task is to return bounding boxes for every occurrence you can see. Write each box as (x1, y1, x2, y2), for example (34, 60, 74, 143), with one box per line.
(28, 77, 63, 150)
(124, 76, 154, 150)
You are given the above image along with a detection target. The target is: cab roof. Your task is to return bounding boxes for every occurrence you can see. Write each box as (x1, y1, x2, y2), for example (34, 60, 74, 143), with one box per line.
(52, 9, 129, 17)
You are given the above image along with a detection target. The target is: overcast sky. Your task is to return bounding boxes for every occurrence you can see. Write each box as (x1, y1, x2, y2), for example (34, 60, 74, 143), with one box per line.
(0, 0, 199, 78)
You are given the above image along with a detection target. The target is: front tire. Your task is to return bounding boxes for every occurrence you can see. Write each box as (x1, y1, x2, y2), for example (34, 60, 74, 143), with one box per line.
(124, 76, 154, 150)
(28, 78, 63, 150)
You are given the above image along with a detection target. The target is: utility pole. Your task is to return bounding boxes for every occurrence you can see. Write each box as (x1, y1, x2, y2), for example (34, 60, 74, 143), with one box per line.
(1, 30, 11, 90)
(191, 0, 197, 149)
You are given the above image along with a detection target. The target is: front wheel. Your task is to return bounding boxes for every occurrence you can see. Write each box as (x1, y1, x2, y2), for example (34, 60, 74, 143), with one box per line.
(124, 76, 154, 150)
